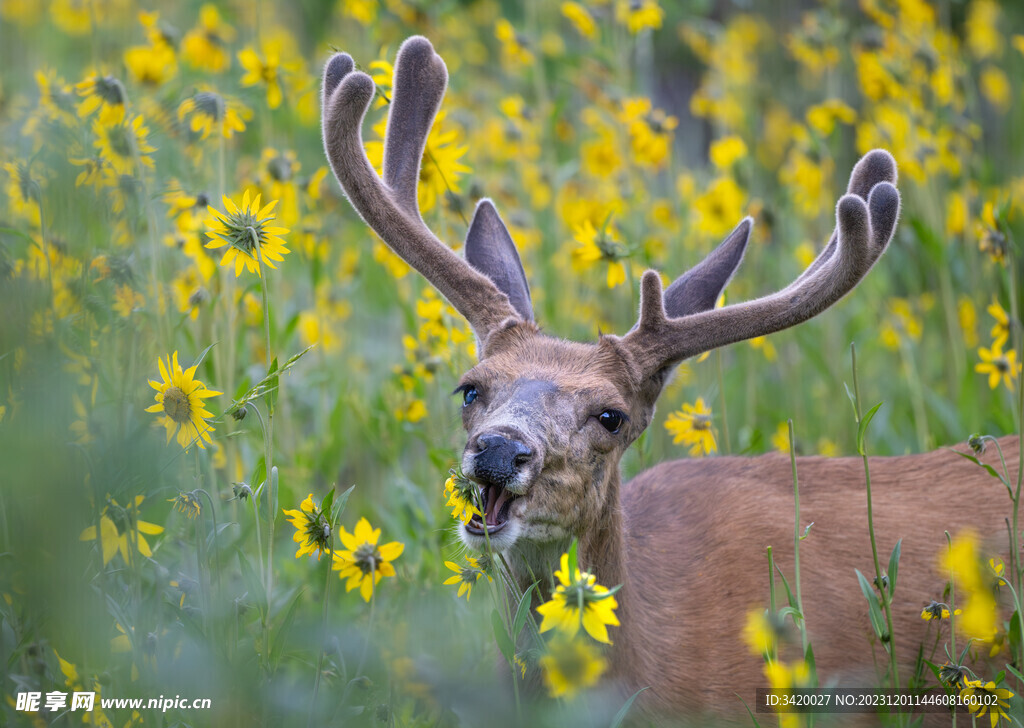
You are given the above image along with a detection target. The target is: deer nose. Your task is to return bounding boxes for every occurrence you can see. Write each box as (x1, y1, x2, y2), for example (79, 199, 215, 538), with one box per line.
(473, 433, 534, 486)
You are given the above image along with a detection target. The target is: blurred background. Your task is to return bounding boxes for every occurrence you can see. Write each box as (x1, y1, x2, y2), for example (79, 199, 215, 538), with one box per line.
(1, 0, 1022, 725)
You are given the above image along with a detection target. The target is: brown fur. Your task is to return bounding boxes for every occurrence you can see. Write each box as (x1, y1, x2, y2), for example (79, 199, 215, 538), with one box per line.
(319, 36, 1010, 724)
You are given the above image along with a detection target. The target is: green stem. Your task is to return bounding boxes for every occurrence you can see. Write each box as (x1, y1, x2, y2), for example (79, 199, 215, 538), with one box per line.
(851, 344, 899, 689)
(946, 531, 958, 728)
(716, 349, 731, 454)
(308, 534, 335, 728)
(788, 420, 808, 656)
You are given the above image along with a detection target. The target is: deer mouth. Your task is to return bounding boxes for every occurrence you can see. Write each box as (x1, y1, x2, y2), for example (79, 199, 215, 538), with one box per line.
(465, 484, 520, 535)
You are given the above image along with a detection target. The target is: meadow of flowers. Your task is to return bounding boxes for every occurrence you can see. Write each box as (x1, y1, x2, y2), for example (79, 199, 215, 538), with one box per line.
(1, 0, 1024, 725)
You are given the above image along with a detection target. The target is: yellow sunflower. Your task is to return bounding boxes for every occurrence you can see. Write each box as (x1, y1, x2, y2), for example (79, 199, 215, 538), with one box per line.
(177, 89, 250, 140)
(145, 351, 221, 451)
(80, 495, 165, 566)
(539, 635, 607, 699)
(76, 72, 126, 124)
(331, 517, 404, 602)
(537, 552, 620, 644)
(204, 190, 290, 277)
(92, 115, 156, 175)
(664, 398, 717, 457)
(283, 493, 331, 560)
(442, 557, 491, 600)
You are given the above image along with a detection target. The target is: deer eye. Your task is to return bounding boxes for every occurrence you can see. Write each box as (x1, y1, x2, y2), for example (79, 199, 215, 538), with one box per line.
(597, 410, 625, 434)
(455, 384, 479, 407)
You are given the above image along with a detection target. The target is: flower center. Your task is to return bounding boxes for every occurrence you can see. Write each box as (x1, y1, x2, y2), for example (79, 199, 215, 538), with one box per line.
(194, 91, 225, 121)
(692, 413, 711, 431)
(107, 124, 132, 159)
(353, 543, 382, 575)
(163, 386, 192, 424)
(995, 357, 1010, 374)
(96, 76, 125, 106)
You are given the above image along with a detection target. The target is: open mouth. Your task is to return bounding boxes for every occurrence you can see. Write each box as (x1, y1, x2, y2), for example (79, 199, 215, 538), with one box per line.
(465, 484, 520, 536)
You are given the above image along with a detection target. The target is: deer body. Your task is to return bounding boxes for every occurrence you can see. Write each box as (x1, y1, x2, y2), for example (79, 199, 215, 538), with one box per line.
(319, 36, 1014, 722)
(616, 443, 1016, 717)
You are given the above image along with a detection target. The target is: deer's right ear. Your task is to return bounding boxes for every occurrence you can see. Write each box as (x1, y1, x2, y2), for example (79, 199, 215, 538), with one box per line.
(464, 199, 533, 322)
(662, 217, 751, 318)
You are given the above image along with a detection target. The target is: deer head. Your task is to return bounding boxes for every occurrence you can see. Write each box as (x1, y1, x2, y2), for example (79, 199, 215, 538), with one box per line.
(321, 37, 900, 584)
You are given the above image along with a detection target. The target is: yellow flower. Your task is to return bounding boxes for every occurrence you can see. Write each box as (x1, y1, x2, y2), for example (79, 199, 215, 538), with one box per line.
(182, 4, 235, 73)
(561, 2, 597, 39)
(742, 609, 777, 656)
(332, 517, 404, 602)
(709, 135, 747, 169)
(76, 72, 126, 124)
(238, 41, 294, 109)
(805, 99, 856, 136)
(537, 552, 620, 644)
(443, 557, 490, 600)
(204, 190, 290, 277)
(987, 299, 1010, 349)
(614, 0, 663, 34)
(444, 470, 482, 525)
(770, 422, 792, 455)
(693, 177, 745, 237)
(283, 494, 332, 560)
(124, 29, 177, 87)
(178, 89, 250, 140)
(539, 635, 607, 698)
(80, 495, 165, 566)
(942, 532, 999, 643)
(920, 600, 959, 621)
(495, 19, 534, 66)
(112, 284, 144, 318)
(976, 343, 1020, 392)
(960, 679, 1013, 727)
(169, 492, 201, 519)
(145, 351, 221, 451)
(93, 115, 156, 176)
(664, 398, 717, 457)
(570, 219, 628, 289)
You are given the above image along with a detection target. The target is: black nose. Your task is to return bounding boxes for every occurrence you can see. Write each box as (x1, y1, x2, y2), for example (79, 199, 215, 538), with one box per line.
(473, 433, 533, 487)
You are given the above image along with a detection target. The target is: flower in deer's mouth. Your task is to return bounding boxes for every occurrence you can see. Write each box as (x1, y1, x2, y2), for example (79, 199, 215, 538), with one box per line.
(960, 679, 1013, 726)
(283, 493, 331, 560)
(539, 635, 607, 699)
(332, 517, 404, 602)
(537, 552, 620, 644)
(145, 351, 221, 451)
(204, 190, 290, 277)
(442, 557, 491, 600)
(444, 468, 482, 525)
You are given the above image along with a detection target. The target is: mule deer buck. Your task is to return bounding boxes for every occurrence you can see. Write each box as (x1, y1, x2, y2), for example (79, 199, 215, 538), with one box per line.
(321, 37, 1017, 721)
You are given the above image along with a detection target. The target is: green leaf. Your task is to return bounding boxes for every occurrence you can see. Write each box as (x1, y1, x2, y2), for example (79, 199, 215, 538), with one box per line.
(491, 609, 514, 663)
(887, 539, 902, 598)
(512, 582, 539, 640)
(330, 485, 355, 527)
(856, 569, 886, 641)
(567, 538, 579, 578)
(270, 589, 305, 670)
(1009, 609, 1022, 653)
(800, 522, 814, 541)
(320, 489, 335, 520)
(1005, 663, 1024, 686)
(609, 687, 650, 728)
(773, 563, 796, 610)
(190, 342, 217, 371)
(949, 449, 1004, 482)
(238, 550, 266, 620)
(856, 401, 883, 456)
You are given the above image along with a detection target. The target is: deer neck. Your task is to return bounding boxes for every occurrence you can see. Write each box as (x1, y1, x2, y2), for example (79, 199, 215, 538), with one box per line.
(502, 470, 626, 608)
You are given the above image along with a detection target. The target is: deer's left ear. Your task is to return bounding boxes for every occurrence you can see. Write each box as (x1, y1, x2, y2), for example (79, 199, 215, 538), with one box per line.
(663, 217, 751, 318)
(465, 199, 534, 322)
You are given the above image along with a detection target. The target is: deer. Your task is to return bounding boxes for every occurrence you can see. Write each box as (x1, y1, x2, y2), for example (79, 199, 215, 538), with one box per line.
(320, 36, 1018, 722)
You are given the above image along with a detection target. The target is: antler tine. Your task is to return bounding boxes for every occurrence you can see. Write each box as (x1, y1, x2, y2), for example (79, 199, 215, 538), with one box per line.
(623, 169, 900, 378)
(785, 149, 898, 291)
(320, 37, 521, 344)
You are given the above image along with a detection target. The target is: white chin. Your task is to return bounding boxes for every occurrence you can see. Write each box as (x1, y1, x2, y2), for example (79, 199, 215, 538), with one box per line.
(459, 518, 521, 553)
